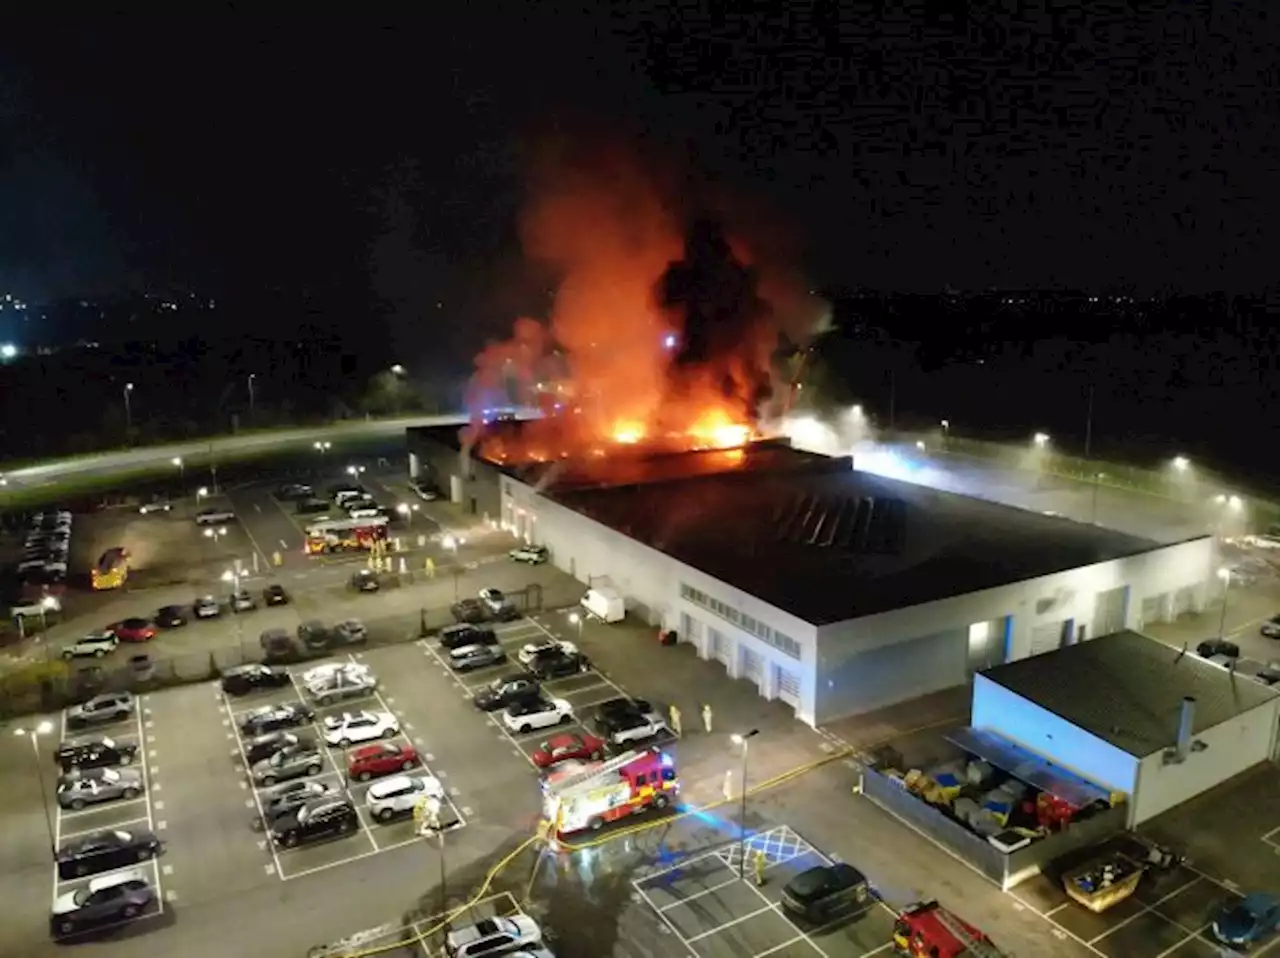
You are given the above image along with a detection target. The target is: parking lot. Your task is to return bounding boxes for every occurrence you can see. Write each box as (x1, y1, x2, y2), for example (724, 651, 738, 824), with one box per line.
(310, 891, 534, 958)
(632, 824, 898, 958)
(220, 652, 467, 882)
(51, 696, 167, 940)
(416, 616, 679, 770)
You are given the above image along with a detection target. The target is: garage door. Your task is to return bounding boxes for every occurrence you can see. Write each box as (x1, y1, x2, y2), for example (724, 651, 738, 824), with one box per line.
(776, 665, 801, 708)
(741, 647, 765, 686)
(1140, 594, 1168, 628)
(710, 628, 733, 666)
(1029, 620, 1069, 657)
(1093, 586, 1128, 637)
(1172, 586, 1197, 618)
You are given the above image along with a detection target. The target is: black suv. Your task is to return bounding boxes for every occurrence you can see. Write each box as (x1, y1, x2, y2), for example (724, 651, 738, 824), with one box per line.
(221, 663, 292, 697)
(439, 625, 498, 650)
(472, 675, 541, 711)
(55, 736, 139, 774)
(525, 648, 589, 680)
(57, 827, 161, 881)
(450, 599, 488, 624)
(591, 696, 654, 733)
(270, 798, 358, 848)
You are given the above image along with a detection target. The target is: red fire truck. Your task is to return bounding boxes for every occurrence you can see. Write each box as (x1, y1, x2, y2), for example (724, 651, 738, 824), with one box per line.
(542, 748, 678, 838)
(893, 900, 1003, 957)
(303, 516, 389, 555)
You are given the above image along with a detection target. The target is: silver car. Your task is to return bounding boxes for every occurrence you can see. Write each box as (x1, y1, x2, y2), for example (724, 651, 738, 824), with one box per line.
(67, 693, 135, 728)
(251, 742, 325, 787)
(306, 665, 377, 706)
(57, 767, 145, 810)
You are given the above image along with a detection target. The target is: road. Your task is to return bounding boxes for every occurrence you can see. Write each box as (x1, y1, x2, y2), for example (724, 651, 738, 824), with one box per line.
(0, 412, 471, 491)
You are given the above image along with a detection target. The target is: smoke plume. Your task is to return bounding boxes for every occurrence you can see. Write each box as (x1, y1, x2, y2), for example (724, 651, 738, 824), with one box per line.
(463, 136, 823, 463)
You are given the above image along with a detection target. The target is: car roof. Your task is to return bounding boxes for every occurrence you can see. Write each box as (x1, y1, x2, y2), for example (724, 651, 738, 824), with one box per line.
(368, 775, 418, 798)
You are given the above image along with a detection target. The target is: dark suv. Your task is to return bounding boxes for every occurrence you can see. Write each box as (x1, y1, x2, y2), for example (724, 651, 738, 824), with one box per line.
(56, 736, 139, 774)
(270, 798, 359, 848)
(439, 624, 497, 650)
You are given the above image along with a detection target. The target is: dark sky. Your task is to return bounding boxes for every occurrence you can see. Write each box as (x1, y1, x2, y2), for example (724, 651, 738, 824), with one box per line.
(1, 5, 1277, 318)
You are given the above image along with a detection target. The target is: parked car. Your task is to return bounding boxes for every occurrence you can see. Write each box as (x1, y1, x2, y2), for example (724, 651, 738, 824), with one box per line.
(230, 589, 256, 613)
(192, 596, 221, 620)
(50, 870, 155, 936)
(531, 732, 607, 770)
(110, 619, 155, 643)
(410, 480, 440, 501)
(276, 483, 313, 501)
(450, 598, 488, 624)
(347, 742, 419, 781)
(261, 780, 331, 822)
(1211, 892, 1280, 949)
(1196, 638, 1241, 659)
(67, 693, 135, 728)
(56, 828, 161, 880)
(57, 767, 145, 810)
(297, 619, 331, 650)
(524, 648, 589, 680)
(195, 508, 235, 525)
(592, 697, 655, 727)
(55, 736, 138, 774)
(478, 587, 518, 620)
(244, 731, 312, 765)
(517, 639, 579, 666)
(155, 605, 188, 628)
(333, 618, 368, 644)
(305, 663, 378, 706)
(598, 708, 668, 747)
(445, 916, 542, 958)
(240, 703, 315, 736)
(263, 583, 290, 606)
(449, 643, 508, 672)
(350, 569, 380, 593)
(781, 863, 872, 922)
(472, 675, 541, 712)
(503, 697, 574, 735)
(269, 798, 359, 848)
(509, 544, 549, 565)
(1261, 615, 1280, 639)
(439, 624, 497, 650)
(12, 595, 62, 621)
(62, 632, 119, 660)
(251, 742, 325, 787)
(221, 663, 292, 697)
(137, 499, 172, 515)
(365, 774, 444, 823)
(323, 710, 399, 748)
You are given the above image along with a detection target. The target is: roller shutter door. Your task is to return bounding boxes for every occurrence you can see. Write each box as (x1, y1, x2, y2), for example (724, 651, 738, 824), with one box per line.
(776, 665, 801, 707)
(1140, 594, 1168, 628)
(741, 647, 765, 686)
(1094, 586, 1128, 637)
(1029, 620, 1068, 657)
(710, 628, 733, 666)
(1172, 587, 1196, 618)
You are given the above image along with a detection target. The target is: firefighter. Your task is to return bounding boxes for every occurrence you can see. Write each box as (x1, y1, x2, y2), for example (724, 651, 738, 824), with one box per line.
(752, 849, 767, 887)
(701, 703, 713, 734)
(669, 704, 682, 737)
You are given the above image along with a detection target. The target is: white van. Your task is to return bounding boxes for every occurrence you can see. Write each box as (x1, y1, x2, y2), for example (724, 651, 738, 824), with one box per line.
(581, 587, 624, 624)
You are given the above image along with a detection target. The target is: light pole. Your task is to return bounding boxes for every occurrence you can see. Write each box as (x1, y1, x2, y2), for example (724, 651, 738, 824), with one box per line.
(396, 503, 418, 526)
(731, 729, 759, 879)
(416, 797, 448, 936)
(567, 612, 584, 641)
(172, 456, 184, 484)
(204, 526, 227, 567)
(123, 382, 135, 434)
(442, 534, 461, 600)
(1033, 431, 1050, 448)
(247, 373, 256, 423)
(196, 486, 209, 507)
(313, 441, 331, 455)
(391, 364, 406, 376)
(1216, 566, 1232, 639)
(14, 721, 56, 858)
(940, 419, 949, 448)
(346, 464, 366, 481)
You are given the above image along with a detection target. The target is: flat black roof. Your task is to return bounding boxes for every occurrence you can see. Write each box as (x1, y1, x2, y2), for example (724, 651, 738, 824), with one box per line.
(980, 630, 1279, 757)
(543, 460, 1167, 625)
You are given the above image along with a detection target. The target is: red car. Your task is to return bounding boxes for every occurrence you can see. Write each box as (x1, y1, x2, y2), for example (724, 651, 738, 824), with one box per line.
(531, 732, 607, 770)
(347, 742, 419, 782)
(109, 618, 156, 643)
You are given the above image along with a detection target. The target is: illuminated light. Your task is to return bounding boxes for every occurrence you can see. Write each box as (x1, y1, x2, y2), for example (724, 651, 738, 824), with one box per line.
(612, 421, 645, 444)
(1033, 432, 1050, 447)
(662, 333, 677, 349)
(660, 752, 674, 767)
(0, 343, 16, 359)
(1172, 455, 1190, 471)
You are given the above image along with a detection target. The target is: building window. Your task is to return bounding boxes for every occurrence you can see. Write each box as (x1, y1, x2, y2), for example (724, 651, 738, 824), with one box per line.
(679, 581, 800, 660)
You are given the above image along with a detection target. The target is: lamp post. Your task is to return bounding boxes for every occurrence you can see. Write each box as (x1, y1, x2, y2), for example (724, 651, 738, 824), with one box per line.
(196, 486, 209, 507)
(247, 373, 256, 422)
(567, 612, 584, 641)
(313, 440, 331, 455)
(172, 456, 184, 483)
(416, 797, 448, 937)
(391, 364, 406, 376)
(123, 382, 135, 434)
(1216, 566, 1232, 639)
(14, 721, 56, 858)
(940, 419, 950, 448)
(396, 503, 418, 526)
(204, 526, 227, 567)
(731, 729, 760, 879)
(442, 535, 461, 600)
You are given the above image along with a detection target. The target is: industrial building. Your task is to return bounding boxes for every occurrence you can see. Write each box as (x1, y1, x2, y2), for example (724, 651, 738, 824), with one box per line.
(969, 630, 1280, 826)
(408, 424, 1216, 728)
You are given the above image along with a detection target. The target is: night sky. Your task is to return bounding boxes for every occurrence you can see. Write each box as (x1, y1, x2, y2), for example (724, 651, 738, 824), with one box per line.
(1, 5, 1277, 327)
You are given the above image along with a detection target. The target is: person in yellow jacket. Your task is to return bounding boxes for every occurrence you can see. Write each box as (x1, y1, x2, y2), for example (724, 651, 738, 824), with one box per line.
(752, 849, 767, 886)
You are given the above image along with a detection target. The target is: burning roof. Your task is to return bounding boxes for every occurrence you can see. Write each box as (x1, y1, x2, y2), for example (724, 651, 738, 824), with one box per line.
(461, 135, 822, 468)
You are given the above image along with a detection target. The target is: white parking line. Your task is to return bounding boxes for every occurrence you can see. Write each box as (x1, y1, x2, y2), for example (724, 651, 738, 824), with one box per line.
(135, 700, 166, 908)
(1086, 875, 1202, 944)
(222, 690, 291, 879)
(58, 816, 151, 842)
(58, 797, 149, 819)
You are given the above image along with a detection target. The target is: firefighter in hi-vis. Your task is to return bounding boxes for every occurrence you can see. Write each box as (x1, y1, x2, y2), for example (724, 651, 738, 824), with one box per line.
(752, 849, 767, 886)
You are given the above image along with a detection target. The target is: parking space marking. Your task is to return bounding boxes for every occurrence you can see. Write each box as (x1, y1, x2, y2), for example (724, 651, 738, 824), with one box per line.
(58, 816, 151, 842)
(1084, 875, 1203, 945)
(221, 690, 293, 881)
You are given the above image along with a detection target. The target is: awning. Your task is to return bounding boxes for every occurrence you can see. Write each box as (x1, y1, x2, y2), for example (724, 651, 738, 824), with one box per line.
(945, 727, 1115, 808)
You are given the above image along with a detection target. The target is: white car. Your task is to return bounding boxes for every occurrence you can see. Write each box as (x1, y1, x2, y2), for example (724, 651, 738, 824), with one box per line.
(365, 774, 444, 823)
(509, 543, 548, 564)
(323, 710, 399, 747)
(445, 916, 542, 958)
(517, 639, 578, 667)
(138, 500, 172, 515)
(302, 661, 371, 684)
(195, 508, 235, 525)
(193, 595, 221, 619)
(605, 710, 670, 746)
(503, 697, 573, 735)
(17, 559, 64, 574)
(307, 667, 378, 705)
(63, 632, 119, 659)
(12, 595, 61, 619)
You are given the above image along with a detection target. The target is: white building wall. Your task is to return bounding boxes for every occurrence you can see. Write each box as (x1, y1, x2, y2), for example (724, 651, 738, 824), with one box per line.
(1131, 697, 1280, 825)
(971, 675, 1139, 795)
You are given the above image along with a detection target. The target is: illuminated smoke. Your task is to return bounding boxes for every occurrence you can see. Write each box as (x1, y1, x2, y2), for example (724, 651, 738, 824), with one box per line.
(462, 136, 824, 464)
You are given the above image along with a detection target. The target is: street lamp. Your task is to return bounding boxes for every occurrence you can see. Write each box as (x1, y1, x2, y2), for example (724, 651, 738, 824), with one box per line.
(14, 721, 56, 857)
(1216, 566, 1233, 639)
(1033, 432, 1050, 448)
(391, 364, 406, 376)
(1173, 455, 1190, 472)
(442, 534, 462, 600)
(247, 373, 257, 421)
(172, 456, 184, 482)
(915, 440, 926, 451)
(313, 441, 331, 454)
(567, 611, 584, 640)
(204, 526, 227, 562)
(346, 464, 366, 478)
(731, 729, 760, 879)
(123, 382, 135, 433)
(196, 486, 209, 506)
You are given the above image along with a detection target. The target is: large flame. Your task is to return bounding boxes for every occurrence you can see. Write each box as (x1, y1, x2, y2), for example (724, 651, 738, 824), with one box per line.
(462, 137, 815, 466)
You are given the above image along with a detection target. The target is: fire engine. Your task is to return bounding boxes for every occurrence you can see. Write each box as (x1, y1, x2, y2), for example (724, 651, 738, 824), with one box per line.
(893, 900, 1003, 957)
(303, 516, 389, 555)
(542, 748, 678, 838)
